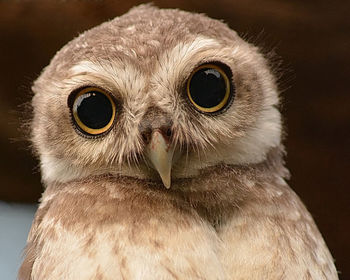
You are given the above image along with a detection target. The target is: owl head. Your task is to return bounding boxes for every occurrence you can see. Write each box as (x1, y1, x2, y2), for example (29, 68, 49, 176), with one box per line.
(31, 5, 282, 188)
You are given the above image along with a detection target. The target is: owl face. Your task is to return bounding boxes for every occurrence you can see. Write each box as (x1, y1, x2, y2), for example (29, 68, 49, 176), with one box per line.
(31, 5, 281, 187)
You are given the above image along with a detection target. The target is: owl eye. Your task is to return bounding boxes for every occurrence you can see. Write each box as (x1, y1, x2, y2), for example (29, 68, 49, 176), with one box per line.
(186, 63, 234, 114)
(70, 87, 116, 136)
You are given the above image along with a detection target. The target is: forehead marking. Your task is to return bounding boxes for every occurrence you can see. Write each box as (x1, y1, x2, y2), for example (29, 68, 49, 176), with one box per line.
(164, 36, 221, 64)
(69, 36, 222, 94)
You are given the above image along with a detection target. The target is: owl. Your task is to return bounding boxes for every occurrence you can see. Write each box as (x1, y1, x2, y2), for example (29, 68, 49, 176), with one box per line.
(19, 5, 338, 280)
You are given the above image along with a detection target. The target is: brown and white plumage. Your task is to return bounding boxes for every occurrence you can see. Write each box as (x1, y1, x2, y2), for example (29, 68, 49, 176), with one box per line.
(19, 5, 338, 279)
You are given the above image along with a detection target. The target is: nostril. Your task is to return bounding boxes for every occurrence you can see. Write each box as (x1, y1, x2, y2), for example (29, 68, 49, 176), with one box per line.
(166, 128, 172, 137)
(141, 131, 151, 144)
(141, 126, 172, 144)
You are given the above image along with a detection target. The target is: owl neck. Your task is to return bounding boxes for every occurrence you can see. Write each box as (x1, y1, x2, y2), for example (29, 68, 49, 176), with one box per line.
(42, 145, 289, 228)
(175, 145, 290, 226)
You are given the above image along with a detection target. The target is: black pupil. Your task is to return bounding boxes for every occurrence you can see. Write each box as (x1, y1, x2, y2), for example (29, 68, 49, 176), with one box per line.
(75, 91, 113, 129)
(189, 67, 227, 108)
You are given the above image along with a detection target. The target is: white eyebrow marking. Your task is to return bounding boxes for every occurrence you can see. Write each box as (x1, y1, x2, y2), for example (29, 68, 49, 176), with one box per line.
(70, 60, 146, 99)
(150, 36, 224, 105)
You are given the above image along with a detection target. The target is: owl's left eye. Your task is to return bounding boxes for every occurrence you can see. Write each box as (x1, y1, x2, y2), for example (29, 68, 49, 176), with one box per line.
(69, 87, 116, 137)
(186, 63, 234, 114)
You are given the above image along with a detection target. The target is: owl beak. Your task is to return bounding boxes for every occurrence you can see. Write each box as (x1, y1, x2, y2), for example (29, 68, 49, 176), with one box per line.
(145, 130, 174, 188)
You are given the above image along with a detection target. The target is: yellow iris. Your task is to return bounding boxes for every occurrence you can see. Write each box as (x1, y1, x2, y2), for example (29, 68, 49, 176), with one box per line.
(72, 87, 116, 135)
(187, 63, 231, 113)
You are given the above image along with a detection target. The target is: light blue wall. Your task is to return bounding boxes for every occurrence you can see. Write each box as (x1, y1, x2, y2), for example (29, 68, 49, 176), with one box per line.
(0, 202, 37, 280)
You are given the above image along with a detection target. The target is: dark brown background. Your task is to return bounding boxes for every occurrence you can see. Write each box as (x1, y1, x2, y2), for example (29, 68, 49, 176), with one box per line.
(1, 0, 349, 278)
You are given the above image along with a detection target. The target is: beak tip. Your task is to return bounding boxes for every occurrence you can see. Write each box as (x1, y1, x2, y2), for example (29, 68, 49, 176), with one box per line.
(163, 181, 171, 189)
(160, 174, 171, 189)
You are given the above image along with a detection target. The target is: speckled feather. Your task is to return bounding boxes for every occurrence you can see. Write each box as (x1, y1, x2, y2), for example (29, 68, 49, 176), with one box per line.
(19, 4, 338, 280)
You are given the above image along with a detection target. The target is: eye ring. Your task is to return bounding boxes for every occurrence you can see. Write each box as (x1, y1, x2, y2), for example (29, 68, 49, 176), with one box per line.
(186, 63, 234, 114)
(69, 87, 116, 137)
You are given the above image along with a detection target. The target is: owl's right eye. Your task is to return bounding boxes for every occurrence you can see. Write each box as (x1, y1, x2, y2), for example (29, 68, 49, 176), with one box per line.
(69, 87, 116, 137)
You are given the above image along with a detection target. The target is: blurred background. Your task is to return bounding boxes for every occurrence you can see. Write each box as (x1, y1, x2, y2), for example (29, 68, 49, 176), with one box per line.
(1, 0, 349, 278)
